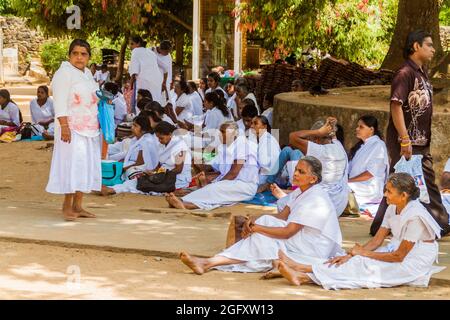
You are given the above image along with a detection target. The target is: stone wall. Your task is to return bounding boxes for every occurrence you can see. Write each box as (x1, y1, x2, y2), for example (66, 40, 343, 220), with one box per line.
(1, 16, 46, 75)
(273, 86, 450, 179)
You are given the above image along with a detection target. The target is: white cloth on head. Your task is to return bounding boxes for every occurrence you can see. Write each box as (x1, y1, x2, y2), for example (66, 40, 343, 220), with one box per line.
(181, 135, 259, 210)
(158, 136, 192, 189)
(244, 93, 260, 114)
(261, 107, 273, 127)
(309, 200, 444, 290)
(249, 131, 281, 185)
(0, 102, 20, 127)
(445, 158, 450, 172)
(112, 93, 128, 126)
(129, 47, 163, 104)
(30, 98, 54, 125)
(348, 135, 389, 212)
(189, 92, 204, 116)
(214, 184, 344, 273)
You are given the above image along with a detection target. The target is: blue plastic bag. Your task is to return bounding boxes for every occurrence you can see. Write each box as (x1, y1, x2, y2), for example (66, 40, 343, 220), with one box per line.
(394, 155, 430, 204)
(96, 90, 115, 144)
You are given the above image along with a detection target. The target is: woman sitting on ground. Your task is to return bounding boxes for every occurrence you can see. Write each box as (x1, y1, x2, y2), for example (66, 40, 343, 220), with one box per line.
(137, 89, 153, 104)
(173, 80, 194, 123)
(237, 99, 259, 137)
(179, 156, 343, 275)
(347, 115, 389, 216)
(29, 85, 55, 138)
(165, 121, 259, 211)
(205, 72, 228, 101)
(101, 115, 159, 195)
(261, 91, 275, 127)
(187, 81, 204, 117)
(148, 101, 175, 125)
(277, 172, 444, 289)
(248, 115, 281, 190)
(271, 117, 349, 216)
(0, 89, 21, 133)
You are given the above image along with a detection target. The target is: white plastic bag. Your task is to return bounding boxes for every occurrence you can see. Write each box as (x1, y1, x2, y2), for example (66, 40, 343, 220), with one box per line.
(394, 155, 430, 204)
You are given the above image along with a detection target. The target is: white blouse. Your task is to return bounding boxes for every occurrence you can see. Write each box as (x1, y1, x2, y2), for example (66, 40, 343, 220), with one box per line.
(188, 92, 204, 116)
(204, 107, 232, 131)
(158, 136, 192, 189)
(30, 98, 54, 124)
(112, 93, 128, 126)
(175, 93, 194, 122)
(0, 102, 20, 127)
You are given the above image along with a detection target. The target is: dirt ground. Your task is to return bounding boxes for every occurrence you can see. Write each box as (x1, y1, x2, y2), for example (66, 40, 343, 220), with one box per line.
(0, 141, 449, 299)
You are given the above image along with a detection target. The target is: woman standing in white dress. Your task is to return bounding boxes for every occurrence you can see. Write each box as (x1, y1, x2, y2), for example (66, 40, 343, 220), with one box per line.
(30, 85, 55, 135)
(277, 172, 444, 289)
(46, 39, 101, 221)
(178, 156, 343, 275)
(166, 121, 259, 211)
(128, 36, 163, 106)
(348, 115, 389, 215)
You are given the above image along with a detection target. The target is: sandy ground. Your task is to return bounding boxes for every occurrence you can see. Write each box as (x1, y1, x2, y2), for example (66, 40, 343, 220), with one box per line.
(0, 141, 450, 299)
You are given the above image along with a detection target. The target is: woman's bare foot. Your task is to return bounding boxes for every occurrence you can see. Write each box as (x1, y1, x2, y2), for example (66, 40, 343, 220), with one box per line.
(270, 184, 287, 199)
(278, 250, 312, 273)
(100, 185, 115, 196)
(260, 269, 282, 280)
(180, 252, 206, 275)
(62, 208, 78, 221)
(73, 207, 96, 218)
(257, 183, 269, 194)
(173, 188, 197, 197)
(278, 261, 301, 286)
(166, 193, 186, 209)
(193, 171, 208, 188)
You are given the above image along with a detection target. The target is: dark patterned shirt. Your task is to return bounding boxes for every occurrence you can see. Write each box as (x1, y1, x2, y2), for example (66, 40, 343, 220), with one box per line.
(387, 59, 433, 147)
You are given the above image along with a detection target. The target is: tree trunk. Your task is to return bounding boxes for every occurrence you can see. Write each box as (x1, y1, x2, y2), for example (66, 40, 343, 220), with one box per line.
(115, 33, 129, 84)
(175, 33, 185, 66)
(381, 0, 443, 72)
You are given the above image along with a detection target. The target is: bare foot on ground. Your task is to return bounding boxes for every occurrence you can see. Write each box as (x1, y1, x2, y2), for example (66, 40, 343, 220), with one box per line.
(166, 193, 186, 209)
(180, 252, 206, 275)
(278, 261, 301, 286)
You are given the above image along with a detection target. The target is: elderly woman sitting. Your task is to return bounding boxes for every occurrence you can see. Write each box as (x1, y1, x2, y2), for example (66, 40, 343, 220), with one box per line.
(277, 172, 444, 289)
(178, 156, 344, 275)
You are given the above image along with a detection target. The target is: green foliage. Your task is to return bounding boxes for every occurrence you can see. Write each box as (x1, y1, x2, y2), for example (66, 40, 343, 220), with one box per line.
(440, 0, 450, 25)
(40, 35, 130, 76)
(237, 0, 398, 67)
(0, 0, 16, 15)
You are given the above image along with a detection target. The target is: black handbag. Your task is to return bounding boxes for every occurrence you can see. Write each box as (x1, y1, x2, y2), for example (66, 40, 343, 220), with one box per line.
(136, 170, 177, 193)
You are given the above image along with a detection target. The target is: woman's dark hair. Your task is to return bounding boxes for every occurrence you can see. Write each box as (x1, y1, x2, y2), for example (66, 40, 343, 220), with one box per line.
(103, 82, 119, 95)
(335, 124, 345, 147)
(264, 91, 275, 106)
(131, 35, 147, 48)
(205, 91, 229, 117)
(0, 89, 21, 122)
(215, 88, 227, 106)
(207, 72, 221, 84)
(137, 97, 153, 111)
(301, 156, 323, 184)
(187, 80, 198, 92)
(175, 80, 189, 95)
(133, 115, 151, 133)
(148, 101, 165, 115)
(69, 39, 91, 56)
(387, 173, 420, 201)
(349, 115, 383, 160)
(241, 99, 258, 119)
(403, 30, 432, 59)
(137, 89, 153, 100)
(200, 77, 208, 86)
(160, 40, 172, 51)
(155, 121, 176, 135)
(139, 110, 162, 131)
(37, 85, 49, 96)
(254, 115, 271, 133)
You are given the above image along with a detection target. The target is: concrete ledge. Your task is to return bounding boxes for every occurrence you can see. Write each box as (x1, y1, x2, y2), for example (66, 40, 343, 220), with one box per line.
(273, 86, 450, 177)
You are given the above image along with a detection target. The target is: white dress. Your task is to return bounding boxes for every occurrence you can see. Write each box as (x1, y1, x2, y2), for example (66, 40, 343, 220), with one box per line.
(348, 135, 389, 214)
(152, 47, 172, 91)
(30, 98, 55, 135)
(129, 47, 163, 104)
(204, 107, 232, 131)
(46, 61, 101, 194)
(0, 101, 20, 127)
(249, 131, 281, 185)
(182, 135, 259, 210)
(215, 184, 344, 272)
(308, 200, 444, 290)
(189, 92, 204, 116)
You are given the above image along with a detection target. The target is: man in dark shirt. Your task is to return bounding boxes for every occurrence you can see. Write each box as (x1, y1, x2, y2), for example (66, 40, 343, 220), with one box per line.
(370, 30, 450, 236)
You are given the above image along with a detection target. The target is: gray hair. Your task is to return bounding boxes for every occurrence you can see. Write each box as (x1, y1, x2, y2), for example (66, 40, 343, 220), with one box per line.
(300, 156, 322, 184)
(220, 121, 239, 133)
(311, 120, 325, 130)
(235, 84, 249, 94)
(387, 173, 420, 201)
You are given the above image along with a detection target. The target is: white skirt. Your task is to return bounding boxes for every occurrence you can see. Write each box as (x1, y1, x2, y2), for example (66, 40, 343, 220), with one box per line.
(46, 130, 102, 194)
(182, 180, 258, 210)
(309, 241, 444, 290)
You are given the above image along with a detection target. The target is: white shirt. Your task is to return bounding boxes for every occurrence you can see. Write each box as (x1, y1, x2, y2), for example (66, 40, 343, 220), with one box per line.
(30, 98, 54, 124)
(226, 93, 238, 119)
(0, 102, 20, 127)
(112, 93, 127, 126)
(94, 70, 110, 83)
(209, 135, 259, 184)
(250, 131, 281, 179)
(175, 93, 194, 122)
(189, 92, 204, 116)
(129, 47, 162, 102)
(152, 47, 172, 90)
(158, 136, 192, 189)
(204, 107, 232, 130)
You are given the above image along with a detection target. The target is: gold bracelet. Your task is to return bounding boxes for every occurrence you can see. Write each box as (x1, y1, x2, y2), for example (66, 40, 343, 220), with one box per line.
(400, 142, 411, 147)
(400, 135, 410, 139)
